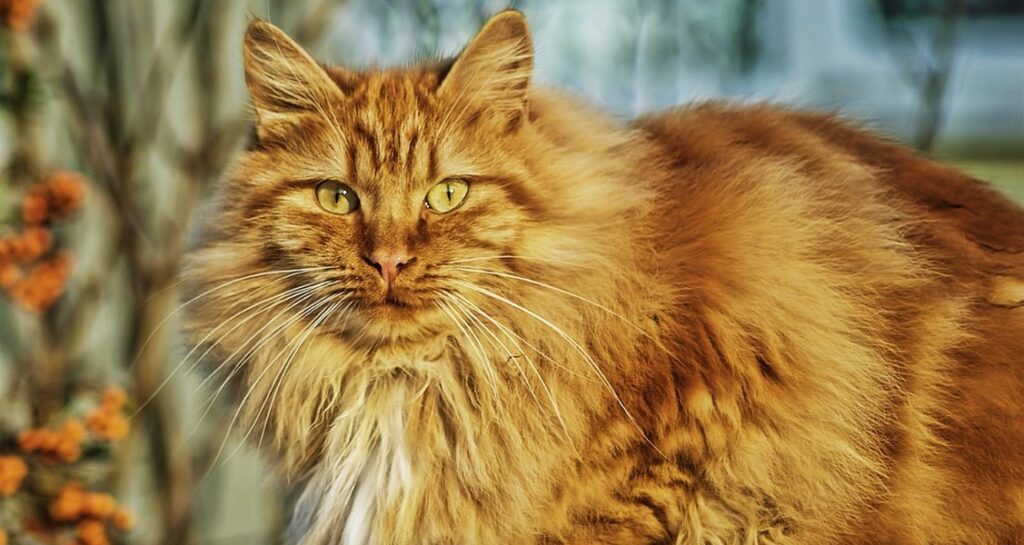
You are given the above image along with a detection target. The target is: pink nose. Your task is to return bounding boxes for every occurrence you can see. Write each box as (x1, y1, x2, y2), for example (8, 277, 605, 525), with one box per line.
(366, 249, 412, 288)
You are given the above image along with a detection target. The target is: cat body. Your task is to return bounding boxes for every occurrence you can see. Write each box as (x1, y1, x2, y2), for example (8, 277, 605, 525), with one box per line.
(182, 12, 1024, 545)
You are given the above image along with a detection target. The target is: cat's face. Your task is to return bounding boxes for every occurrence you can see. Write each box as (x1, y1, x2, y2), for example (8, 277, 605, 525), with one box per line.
(206, 14, 539, 341)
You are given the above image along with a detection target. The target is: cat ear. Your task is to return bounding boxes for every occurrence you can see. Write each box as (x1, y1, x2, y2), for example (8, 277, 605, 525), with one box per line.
(243, 20, 344, 133)
(439, 10, 533, 124)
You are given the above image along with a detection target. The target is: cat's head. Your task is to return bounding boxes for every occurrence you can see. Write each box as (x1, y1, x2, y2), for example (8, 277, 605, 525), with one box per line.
(185, 11, 650, 347)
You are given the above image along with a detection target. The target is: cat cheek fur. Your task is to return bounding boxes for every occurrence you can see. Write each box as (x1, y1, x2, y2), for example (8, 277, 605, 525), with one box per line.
(180, 11, 1024, 545)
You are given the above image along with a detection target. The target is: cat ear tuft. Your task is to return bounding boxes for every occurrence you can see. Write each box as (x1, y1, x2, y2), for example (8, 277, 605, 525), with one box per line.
(243, 20, 344, 131)
(439, 10, 533, 124)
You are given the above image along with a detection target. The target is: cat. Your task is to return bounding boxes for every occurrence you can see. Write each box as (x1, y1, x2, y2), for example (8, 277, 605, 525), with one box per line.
(181, 10, 1024, 545)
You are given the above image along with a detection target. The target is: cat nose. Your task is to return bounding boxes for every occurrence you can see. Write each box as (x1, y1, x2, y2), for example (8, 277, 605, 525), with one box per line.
(365, 249, 412, 288)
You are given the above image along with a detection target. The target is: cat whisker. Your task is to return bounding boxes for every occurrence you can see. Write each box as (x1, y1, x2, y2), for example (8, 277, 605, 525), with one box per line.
(445, 294, 542, 403)
(302, 301, 359, 438)
(133, 278, 334, 418)
(256, 298, 355, 451)
(436, 299, 501, 399)
(452, 280, 663, 457)
(445, 255, 593, 269)
(445, 293, 573, 443)
(131, 266, 336, 372)
(208, 293, 341, 473)
(241, 297, 346, 460)
(193, 283, 330, 410)
(180, 283, 336, 449)
(446, 291, 592, 382)
(446, 265, 669, 354)
(191, 281, 335, 397)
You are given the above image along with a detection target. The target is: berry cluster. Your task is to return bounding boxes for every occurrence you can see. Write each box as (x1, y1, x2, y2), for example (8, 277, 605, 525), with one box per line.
(85, 388, 129, 441)
(0, 227, 51, 263)
(17, 388, 130, 464)
(0, 252, 73, 312)
(1, 387, 134, 544)
(20, 172, 87, 225)
(0, 171, 85, 312)
(0, 0, 41, 31)
(51, 483, 135, 545)
(17, 420, 87, 463)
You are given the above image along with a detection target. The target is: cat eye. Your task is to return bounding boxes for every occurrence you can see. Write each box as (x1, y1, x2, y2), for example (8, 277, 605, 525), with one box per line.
(315, 180, 360, 215)
(424, 178, 469, 213)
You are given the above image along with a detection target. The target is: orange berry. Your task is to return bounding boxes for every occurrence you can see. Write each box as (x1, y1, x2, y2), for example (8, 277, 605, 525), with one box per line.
(51, 482, 86, 521)
(0, 0, 41, 31)
(0, 237, 13, 261)
(0, 261, 21, 289)
(0, 528, 7, 545)
(19, 420, 87, 462)
(45, 171, 87, 218)
(2, 235, 27, 262)
(112, 509, 135, 531)
(8, 253, 73, 312)
(61, 419, 87, 442)
(0, 455, 28, 496)
(76, 519, 108, 545)
(22, 193, 49, 224)
(84, 493, 116, 518)
(88, 411, 129, 442)
(17, 429, 38, 451)
(38, 430, 59, 450)
(20, 227, 53, 260)
(55, 439, 82, 463)
(112, 415, 129, 437)
(51, 420, 86, 462)
(101, 387, 127, 411)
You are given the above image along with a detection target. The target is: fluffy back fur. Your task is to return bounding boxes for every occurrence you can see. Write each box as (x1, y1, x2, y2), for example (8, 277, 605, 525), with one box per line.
(181, 11, 1024, 545)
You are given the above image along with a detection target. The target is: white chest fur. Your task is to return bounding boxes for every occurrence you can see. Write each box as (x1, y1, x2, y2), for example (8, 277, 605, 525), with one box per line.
(340, 392, 412, 545)
(290, 336, 511, 545)
(288, 340, 448, 545)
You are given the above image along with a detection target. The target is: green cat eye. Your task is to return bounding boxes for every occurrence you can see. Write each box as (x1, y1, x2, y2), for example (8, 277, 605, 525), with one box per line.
(315, 180, 360, 215)
(425, 178, 469, 213)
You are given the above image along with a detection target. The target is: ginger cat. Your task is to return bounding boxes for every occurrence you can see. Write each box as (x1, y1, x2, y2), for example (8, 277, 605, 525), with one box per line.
(182, 11, 1024, 545)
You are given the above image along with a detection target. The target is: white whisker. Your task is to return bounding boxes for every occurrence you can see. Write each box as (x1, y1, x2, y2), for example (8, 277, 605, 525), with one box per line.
(446, 255, 593, 269)
(237, 297, 344, 460)
(447, 294, 539, 399)
(180, 283, 335, 448)
(446, 293, 572, 442)
(134, 279, 331, 417)
(446, 291, 594, 382)
(448, 265, 668, 353)
(453, 280, 663, 457)
(208, 293, 340, 472)
(132, 266, 335, 371)
(256, 298, 353, 450)
(436, 299, 501, 399)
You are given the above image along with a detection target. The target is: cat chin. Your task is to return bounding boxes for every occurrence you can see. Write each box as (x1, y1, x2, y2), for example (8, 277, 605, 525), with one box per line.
(327, 304, 450, 349)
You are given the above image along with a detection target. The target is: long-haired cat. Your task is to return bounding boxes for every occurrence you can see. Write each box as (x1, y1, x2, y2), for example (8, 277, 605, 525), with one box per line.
(181, 11, 1024, 545)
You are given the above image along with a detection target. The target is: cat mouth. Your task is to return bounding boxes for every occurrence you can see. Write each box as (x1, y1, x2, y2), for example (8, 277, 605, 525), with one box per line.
(362, 288, 429, 316)
(383, 292, 414, 308)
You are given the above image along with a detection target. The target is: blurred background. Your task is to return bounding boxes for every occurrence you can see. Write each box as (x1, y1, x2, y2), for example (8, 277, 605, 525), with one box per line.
(0, 0, 1020, 544)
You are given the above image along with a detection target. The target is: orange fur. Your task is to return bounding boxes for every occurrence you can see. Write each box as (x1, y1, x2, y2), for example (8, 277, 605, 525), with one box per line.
(182, 12, 1024, 545)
